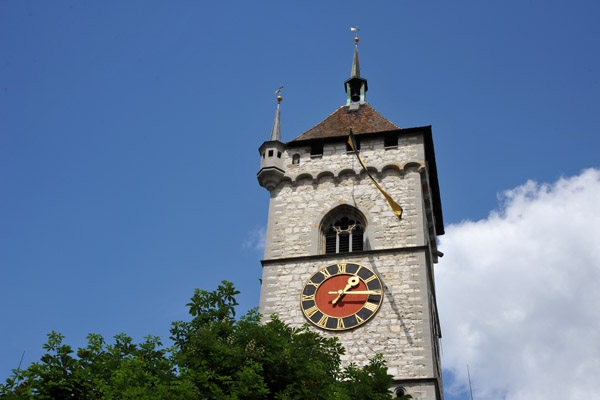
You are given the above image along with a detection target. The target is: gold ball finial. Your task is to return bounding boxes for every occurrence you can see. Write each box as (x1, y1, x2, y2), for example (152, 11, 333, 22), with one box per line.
(354, 36, 359, 43)
(274, 85, 284, 102)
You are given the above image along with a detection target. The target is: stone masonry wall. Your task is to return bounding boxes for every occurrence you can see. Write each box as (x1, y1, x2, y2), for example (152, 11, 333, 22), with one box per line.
(259, 250, 436, 382)
(264, 134, 428, 259)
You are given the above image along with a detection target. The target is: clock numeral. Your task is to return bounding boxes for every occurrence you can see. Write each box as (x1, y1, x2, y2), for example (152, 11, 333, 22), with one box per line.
(301, 294, 315, 302)
(316, 314, 329, 328)
(320, 269, 332, 278)
(305, 305, 319, 317)
(306, 281, 319, 288)
(337, 318, 345, 330)
(363, 275, 377, 284)
(355, 314, 365, 324)
(337, 263, 347, 274)
(363, 302, 379, 312)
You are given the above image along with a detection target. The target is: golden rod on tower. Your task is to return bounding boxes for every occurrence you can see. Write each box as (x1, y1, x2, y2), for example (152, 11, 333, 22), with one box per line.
(348, 129, 403, 220)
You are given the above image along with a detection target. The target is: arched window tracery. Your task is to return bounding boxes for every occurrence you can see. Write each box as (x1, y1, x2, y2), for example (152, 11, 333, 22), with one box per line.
(320, 205, 366, 254)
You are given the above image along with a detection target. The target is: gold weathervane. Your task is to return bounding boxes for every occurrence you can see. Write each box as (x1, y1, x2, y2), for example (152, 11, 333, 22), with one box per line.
(274, 85, 283, 102)
(350, 26, 360, 43)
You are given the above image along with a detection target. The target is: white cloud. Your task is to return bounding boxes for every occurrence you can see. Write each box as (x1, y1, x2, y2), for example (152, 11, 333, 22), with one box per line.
(437, 168, 600, 400)
(243, 225, 266, 252)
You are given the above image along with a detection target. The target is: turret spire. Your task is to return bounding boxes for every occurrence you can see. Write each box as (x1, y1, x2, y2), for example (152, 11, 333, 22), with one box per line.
(270, 88, 283, 141)
(345, 28, 368, 105)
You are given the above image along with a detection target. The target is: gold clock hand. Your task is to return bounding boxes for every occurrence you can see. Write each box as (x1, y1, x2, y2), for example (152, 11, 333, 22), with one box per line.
(332, 276, 360, 305)
(327, 290, 382, 295)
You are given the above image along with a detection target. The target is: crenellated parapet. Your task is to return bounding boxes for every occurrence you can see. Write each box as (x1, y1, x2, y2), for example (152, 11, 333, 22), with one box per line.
(282, 161, 426, 186)
(280, 130, 426, 184)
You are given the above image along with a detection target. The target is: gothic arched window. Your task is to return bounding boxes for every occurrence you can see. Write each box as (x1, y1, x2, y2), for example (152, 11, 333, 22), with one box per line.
(320, 206, 366, 254)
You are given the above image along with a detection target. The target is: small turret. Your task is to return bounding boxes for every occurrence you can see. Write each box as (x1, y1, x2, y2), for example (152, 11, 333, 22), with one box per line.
(344, 36, 368, 105)
(257, 94, 286, 191)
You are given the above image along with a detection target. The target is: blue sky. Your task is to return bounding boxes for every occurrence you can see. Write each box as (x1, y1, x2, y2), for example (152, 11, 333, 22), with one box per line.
(1, 1, 599, 399)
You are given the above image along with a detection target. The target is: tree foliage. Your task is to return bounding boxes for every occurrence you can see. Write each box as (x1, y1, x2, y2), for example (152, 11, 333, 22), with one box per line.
(1, 281, 400, 399)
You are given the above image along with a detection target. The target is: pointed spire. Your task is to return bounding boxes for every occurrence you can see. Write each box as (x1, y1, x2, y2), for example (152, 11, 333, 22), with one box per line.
(351, 43, 361, 78)
(345, 33, 368, 105)
(270, 94, 282, 141)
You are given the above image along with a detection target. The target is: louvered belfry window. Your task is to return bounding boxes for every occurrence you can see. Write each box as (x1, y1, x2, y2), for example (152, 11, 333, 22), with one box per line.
(321, 206, 366, 254)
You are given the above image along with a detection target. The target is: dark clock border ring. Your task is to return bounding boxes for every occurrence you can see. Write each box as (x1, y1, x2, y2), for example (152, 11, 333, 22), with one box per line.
(300, 263, 383, 331)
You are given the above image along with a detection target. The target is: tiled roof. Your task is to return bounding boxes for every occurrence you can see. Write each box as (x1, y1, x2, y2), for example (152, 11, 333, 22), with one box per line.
(290, 103, 400, 142)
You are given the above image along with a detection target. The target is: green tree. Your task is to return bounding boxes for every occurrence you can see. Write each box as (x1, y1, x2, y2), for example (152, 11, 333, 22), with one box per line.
(1, 281, 395, 399)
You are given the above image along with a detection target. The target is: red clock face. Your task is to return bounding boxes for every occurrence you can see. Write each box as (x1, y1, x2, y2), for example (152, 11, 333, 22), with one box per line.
(315, 274, 368, 317)
(301, 263, 383, 331)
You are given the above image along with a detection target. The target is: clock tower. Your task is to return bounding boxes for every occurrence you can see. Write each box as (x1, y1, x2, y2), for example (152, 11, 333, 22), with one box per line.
(257, 39, 445, 400)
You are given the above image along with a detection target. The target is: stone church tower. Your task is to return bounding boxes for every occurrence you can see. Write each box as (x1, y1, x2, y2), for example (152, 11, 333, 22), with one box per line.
(257, 39, 445, 399)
